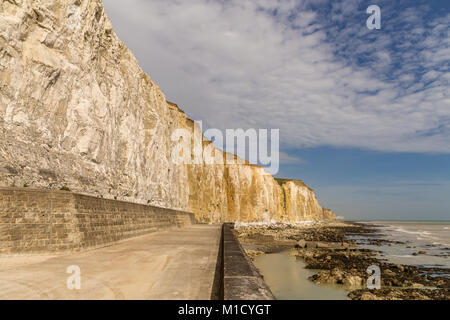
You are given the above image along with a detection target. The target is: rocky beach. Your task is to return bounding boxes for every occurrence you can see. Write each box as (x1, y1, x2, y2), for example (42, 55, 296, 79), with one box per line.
(235, 221, 450, 300)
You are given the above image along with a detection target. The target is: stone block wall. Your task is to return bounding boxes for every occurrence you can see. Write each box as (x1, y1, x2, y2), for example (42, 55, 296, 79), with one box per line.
(0, 188, 196, 253)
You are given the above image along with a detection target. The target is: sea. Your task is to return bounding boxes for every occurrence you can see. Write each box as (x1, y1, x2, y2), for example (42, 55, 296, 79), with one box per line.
(253, 220, 450, 300)
(353, 220, 450, 270)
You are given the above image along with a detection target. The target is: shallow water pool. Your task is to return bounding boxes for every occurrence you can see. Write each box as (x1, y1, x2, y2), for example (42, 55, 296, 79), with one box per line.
(253, 250, 349, 300)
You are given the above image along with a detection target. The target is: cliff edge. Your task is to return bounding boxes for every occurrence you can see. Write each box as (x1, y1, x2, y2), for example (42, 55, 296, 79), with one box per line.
(0, 0, 334, 222)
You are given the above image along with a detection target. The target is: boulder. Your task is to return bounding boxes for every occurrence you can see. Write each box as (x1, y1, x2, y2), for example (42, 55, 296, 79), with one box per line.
(384, 269, 396, 277)
(360, 292, 381, 300)
(343, 275, 363, 287)
(296, 240, 306, 248)
(395, 264, 405, 272)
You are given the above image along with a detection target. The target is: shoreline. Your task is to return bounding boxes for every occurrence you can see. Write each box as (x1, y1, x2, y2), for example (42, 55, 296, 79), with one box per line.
(234, 221, 450, 300)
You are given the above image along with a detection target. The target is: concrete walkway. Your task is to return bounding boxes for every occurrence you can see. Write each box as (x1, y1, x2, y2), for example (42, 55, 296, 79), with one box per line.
(0, 225, 221, 300)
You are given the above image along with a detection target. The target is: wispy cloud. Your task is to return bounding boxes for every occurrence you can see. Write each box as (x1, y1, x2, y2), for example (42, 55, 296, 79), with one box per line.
(279, 151, 307, 164)
(103, 0, 449, 153)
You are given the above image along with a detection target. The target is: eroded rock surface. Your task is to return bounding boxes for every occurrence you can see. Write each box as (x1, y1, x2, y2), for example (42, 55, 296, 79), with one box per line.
(0, 0, 334, 223)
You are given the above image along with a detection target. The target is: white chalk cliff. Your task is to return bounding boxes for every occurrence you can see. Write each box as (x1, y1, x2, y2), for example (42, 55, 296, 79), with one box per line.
(0, 0, 334, 222)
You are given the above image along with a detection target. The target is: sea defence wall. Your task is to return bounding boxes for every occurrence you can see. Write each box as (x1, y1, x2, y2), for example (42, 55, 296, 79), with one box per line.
(221, 224, 275, 300)
(0, 188, 195, 253)
(0, 188, 274, 299)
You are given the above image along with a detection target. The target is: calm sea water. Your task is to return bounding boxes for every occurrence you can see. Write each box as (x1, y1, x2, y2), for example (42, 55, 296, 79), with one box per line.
(354, 221, 450, 270)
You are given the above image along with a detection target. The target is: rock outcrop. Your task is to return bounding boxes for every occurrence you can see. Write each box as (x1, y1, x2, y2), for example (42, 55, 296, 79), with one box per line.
(0, 0, 334, 222)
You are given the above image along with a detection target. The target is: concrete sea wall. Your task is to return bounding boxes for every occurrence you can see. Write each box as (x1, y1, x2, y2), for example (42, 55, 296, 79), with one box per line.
(0, 188, 275, 300)
(222, 224, 274, 300)
(0, 188, 195, 253)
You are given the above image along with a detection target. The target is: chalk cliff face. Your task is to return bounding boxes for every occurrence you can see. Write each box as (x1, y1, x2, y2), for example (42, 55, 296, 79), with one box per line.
(0, 0, 334, 222)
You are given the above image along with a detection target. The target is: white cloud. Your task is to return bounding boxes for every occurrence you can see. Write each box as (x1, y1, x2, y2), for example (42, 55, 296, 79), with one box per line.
(103, 0, 450, 153)
(279, 152, 306, 164)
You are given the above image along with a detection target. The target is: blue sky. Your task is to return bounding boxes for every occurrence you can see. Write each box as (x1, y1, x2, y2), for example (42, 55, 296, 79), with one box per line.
(277, 148, 450, 220)
(104, 0, 450, 220)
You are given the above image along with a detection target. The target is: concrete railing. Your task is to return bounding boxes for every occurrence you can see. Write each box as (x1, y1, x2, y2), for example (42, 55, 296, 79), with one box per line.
(221, 223, 275, 300)
(0, 188, 195, 253)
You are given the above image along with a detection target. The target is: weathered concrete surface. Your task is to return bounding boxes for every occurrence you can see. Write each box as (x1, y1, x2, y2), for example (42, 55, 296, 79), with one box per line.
(0, 224, 221, 300)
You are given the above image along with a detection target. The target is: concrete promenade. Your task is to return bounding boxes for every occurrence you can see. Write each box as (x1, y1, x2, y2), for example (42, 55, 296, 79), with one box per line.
(0, 225, 221, 300)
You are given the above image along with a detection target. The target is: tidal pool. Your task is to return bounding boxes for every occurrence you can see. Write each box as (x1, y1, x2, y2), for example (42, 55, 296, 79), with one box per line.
(253, 250, 349, 300)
